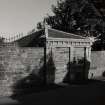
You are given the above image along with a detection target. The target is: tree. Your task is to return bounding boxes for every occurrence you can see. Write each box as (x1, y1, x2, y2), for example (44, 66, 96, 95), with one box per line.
(0, 37, 4, 44)
(45, 0, 78, 33)
(35, 0, 105, 50)
(37, 22, 45, 30)
(42, 0, 105, 50)
(44, 0, 105, 37)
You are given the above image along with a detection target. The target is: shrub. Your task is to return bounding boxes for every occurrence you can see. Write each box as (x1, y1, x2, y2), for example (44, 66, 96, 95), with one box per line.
(102, 71, 105, 77)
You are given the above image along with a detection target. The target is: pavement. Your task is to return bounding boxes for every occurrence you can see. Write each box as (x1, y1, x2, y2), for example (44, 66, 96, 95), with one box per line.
(0, 96, 19, 105)
(0, 81, 105, 105)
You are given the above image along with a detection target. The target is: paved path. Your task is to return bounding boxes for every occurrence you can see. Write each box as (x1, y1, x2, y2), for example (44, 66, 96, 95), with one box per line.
(0, 96, 19, 105)
(0, 83, 104, 105)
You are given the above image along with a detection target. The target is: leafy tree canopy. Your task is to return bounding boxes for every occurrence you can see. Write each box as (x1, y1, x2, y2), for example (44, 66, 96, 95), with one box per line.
(37, 0, 105, 50)
(43, 0, 105, 37)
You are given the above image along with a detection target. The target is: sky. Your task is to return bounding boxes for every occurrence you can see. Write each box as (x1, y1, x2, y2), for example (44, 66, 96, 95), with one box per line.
(0, 0, 57, 38)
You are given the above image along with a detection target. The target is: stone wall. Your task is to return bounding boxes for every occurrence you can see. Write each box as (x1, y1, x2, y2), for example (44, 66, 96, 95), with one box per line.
(89, 51, 105, 79)
(0, 43, 91, 96)
(0, 44, 44, 96)
(47, 47, 86, 83)
(53, 47, 69, 83)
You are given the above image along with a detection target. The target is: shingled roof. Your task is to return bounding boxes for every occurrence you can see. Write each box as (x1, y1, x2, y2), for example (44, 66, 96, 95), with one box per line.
(47, 28, 86, 39)
(14, 27, 88, 47)
(15, 29, 45, 47)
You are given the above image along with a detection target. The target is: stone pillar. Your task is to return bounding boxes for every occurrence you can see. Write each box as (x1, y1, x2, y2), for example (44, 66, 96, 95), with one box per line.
(85, 47, 88, 60)
(43, 41, 47, 84)
(88, 47, 91, 62)
(85, 47, 91, 62)
(70, 46, 74, 62)
(83, 47, 91, 80)
(69, 47, 71, 63)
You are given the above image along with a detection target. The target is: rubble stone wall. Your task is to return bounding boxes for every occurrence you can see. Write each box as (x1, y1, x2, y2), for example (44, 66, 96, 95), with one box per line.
(89, 51, 105, 79)
(0, 44, 44, 96)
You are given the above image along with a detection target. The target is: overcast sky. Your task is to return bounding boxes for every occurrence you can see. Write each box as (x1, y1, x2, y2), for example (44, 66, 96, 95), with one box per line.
(0, 0, 57, 38)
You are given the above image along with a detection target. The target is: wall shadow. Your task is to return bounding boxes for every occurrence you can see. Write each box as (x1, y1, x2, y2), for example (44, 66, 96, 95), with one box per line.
(11, 54, 57, 98)
(63, 57, 90, 84)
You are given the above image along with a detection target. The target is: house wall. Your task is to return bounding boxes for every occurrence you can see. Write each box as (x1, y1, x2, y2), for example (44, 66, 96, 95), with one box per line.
(0, 44, 44, 96)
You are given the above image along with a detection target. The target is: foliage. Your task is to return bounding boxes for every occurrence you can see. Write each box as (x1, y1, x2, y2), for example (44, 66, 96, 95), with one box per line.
(36, 0, 105, 50)
(102, 71, 105, 77)
(37, 22, 45, 30)
(44, 0, 103, 37)
(91, 40, 105, 51)
(0, 37, 4, 44)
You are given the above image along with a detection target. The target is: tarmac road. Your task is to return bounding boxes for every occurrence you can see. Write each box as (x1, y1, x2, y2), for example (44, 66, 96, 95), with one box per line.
(0, 96, 19, 105)
(0, 82, 105, 105)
